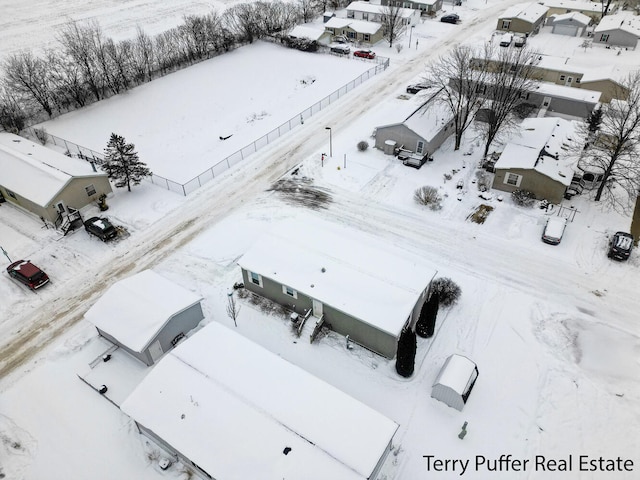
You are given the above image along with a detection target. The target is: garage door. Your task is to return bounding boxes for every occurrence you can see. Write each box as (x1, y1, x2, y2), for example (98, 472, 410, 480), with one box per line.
(553, 24, 578, 36)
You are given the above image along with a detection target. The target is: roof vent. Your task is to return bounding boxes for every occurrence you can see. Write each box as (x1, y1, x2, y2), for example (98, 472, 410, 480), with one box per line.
(321, 267, 326, 273)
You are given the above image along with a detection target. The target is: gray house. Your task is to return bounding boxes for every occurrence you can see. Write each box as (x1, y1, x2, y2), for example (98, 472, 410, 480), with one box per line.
(547, 12, 591, 36)
(375, 92, 455, 159)
(238, 219, 437, 359)
(492, 117, 578, 204)
(84, 270, 204, 366)
(121, 322, 399, 480)
(594, 12, 640, 49)
(0, 132, 112, 227)
(431, 354, 479, 411)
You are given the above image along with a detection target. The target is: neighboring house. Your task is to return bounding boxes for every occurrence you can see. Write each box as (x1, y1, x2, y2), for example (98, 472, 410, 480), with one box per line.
(374, 91, 455, 158)
(121, 322, 399, 480)
(84, 270, 204, 366)
(547, 11, 591, 36)
(346, 1, 420, 25)
(492, 117, 578, 203)
(288, 25, 332, 44)
(497, 2, 549, 34)
(525, 81, 601, 119)
(324, 17, 384, 44)
(0, 132, 112, 226)
(593, 12, 640, 49)
(431, 354, 479, 411)
(237, 219, 437, 359)
(541, 0, 616, 22)
(380, 0, 443, 16)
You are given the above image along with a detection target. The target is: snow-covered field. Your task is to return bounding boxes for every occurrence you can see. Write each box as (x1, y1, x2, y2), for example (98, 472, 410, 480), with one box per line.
(1, 1, 639, 479)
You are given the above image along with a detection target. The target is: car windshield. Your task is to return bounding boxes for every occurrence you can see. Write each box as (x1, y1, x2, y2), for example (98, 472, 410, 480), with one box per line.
(28, 271, 46, 282)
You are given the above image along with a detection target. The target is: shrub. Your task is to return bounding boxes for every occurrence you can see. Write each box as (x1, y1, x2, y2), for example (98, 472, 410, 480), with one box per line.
(395, 326, 416, 377)
(414, 186, 443, 210)
(34, 127, 48, 145)
(430, 278, 461, 307)
(396, 44, 404, 53)
(357, 140, 369, 151)
(475, 171, 492, 192)
(416, 291, 439, 338)
(513, 102, 536, 119)
(511, 189, 537, 207)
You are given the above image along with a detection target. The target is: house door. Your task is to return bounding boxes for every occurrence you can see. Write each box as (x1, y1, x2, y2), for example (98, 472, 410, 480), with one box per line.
(566, 76, 573, 86)
(542, 97, 551, 108)
(312, 299, 323, 318)
(56, 201, 66, 213)
(149, 339, 164, 363)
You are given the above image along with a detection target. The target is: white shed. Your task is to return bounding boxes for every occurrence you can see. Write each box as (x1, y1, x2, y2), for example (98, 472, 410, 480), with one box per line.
(431, 354, 479, 411)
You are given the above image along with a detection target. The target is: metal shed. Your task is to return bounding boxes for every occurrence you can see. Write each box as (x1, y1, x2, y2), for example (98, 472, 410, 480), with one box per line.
(431, 354, 479, 411)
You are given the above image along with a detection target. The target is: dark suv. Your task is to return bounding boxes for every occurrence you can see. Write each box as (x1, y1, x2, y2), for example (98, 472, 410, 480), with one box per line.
(84, 216, 118, 241)
(6, 260, 50, 290)
(608, 232, 633, 260)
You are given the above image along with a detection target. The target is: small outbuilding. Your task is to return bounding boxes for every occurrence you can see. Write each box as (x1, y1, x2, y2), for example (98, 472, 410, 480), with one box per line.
(431, 354, 479, 411)
(84, 270, 203, 366)
(547, 12, 591, 37)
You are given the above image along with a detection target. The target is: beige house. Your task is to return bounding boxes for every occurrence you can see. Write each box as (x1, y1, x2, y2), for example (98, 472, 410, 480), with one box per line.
(492, 118, 578, 204)
(346, 1, 421, 25)
(497, 2, 549, 34)
(540, 0, 616, 22)
(0, 132, 112, 226)
(324, 17, 384, 44)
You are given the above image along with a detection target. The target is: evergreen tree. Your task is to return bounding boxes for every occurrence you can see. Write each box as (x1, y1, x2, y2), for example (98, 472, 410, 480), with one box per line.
(395, 326, 417, 378)
(586, 106, 603, 133)
(103, 133, 151, 191)
(416, 292, 439, 338)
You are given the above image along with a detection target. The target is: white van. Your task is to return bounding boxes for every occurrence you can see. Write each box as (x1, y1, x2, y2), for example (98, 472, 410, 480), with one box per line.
(542, 216, 567, 245)
(499, 33, 513, 47)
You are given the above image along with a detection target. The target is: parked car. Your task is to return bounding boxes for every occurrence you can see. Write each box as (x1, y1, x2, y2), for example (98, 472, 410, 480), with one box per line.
(441, 13, 460, 24)
(406, 83, 431, 94)
(542, 216, 567, 245)
(514, 34, 527, 47)
(499, 33, 513, 47)
(608, 231, 634, 260)
(6, 260, 50, 290)
(330, 44, 350, 55)
(354, 49, 375, 59)
(84, 216, 118, 241)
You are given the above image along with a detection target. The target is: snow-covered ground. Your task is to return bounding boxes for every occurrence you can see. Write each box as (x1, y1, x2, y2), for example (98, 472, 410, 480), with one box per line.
(1, 1, 639, 479)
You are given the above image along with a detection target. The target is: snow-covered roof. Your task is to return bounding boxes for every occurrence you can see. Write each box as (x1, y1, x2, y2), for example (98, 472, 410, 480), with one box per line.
(0, 132, 106, 207)
(500, 2, 549, 22)
(494, 117, 578, 185)
(433, 354, 477, 394)
(346, 1, 416, 19)
(324, 17, 382, 34)
(238, 219, 436, 337)
(121, 322, 398, 480)
(402, 101, 454, 142)
(84, 270, 202, 352)
(594, 12, 640, 37)
(288, 25, 326, 41)
(550, 11, 591, 26)
(533, 81, 601, 103)
(541, 0, 615, 14)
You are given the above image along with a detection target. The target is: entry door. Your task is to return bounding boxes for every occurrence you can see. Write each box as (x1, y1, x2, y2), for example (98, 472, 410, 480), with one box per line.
(56, 202, 66, 213)
(149, 339, 164, 363)
(566, 76, 573, 86)
(312, 299, 323, 318)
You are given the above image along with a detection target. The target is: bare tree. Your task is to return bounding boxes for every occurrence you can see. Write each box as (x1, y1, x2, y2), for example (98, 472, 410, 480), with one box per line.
(0, 88, 26, 132)
(226, 291, 241, 327)
(224, 3, 261, 43)
(296, 0, 318, 23)
(381, 4, 407, 48)
(132, 27, 155, 83)
(46, 50, 91, 109)
(2, 52, 56, 117)
(474, 45, 541, 157)
(576, 72, 640, 212)
(424, 45, 489, 150)
(601, 0, 614, 17)
(58, 20, 104, 101)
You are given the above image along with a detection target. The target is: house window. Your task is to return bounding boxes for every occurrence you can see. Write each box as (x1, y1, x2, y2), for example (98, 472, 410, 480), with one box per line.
(282, 285, 298, 299)
(600, 34, 609, 42)
(249, 271, 263, 287)
(559, 75, 566, 81)
(85, 184, 96, 196)
(519, 92, 530, 100)
(416, 141, 425, 154)
(347, 11, 354, 18)
(363, 33, 370, 42)
(504, 172, 522, 187)
(363, 12, 368, 20)
(347, 31, 356, 39)
(501, 20, 511, 30)
(6, 189, 16, 199)
(575, 77, 581, 84)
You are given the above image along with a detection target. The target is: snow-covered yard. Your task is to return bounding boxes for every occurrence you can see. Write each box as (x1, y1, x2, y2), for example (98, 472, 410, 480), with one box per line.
(1, 0, 639, 479)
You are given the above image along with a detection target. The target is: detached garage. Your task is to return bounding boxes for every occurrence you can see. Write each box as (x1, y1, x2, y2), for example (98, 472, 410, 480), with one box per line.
(431, 354, 479, 411)
(84, 270, 204, 366)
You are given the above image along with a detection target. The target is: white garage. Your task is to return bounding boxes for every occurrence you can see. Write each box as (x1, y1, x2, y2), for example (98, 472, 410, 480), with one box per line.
(431, 354, 479, 411)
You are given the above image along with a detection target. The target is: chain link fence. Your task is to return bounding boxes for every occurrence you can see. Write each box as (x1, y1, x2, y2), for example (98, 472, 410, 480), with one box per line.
(24, 56, 389, 196)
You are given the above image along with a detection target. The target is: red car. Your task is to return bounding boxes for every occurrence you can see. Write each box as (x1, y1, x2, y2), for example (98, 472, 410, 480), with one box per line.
(354, 49, 375, 59)
(6, 260, 50, 290)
